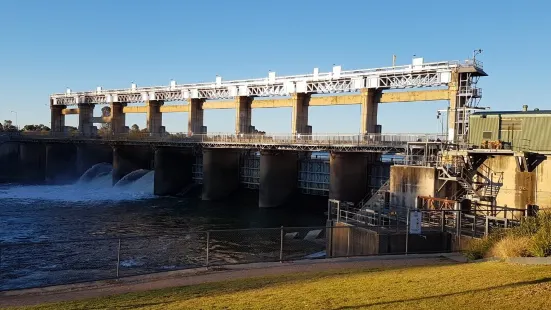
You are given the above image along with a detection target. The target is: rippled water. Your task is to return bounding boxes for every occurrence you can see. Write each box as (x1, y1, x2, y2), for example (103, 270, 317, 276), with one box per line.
(0, 163, 327, 290)
(0, 163, 326, 243)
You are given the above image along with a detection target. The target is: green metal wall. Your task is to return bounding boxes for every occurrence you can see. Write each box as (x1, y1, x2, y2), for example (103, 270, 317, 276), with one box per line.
(469, 114, 551, 152)
(469, 115, 499, 147)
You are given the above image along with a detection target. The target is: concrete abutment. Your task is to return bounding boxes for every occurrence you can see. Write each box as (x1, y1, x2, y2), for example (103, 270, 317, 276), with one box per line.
(201, 148, 241, 201)
(259, 150, 299, 208)
(154, 148, 194, 196)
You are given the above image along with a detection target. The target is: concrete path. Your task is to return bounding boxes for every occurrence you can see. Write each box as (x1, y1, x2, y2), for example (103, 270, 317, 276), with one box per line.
(0, 253, 465, 308)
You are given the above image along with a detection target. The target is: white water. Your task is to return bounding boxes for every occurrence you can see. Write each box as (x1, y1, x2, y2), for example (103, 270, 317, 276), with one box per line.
(0, 163, 156, 203)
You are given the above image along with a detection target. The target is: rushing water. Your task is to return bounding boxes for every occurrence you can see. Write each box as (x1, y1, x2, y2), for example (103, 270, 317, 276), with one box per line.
(0, 163, 327, 244)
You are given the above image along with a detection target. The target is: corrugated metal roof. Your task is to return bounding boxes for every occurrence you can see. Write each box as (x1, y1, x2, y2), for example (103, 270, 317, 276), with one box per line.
(472, 110, 551, 117)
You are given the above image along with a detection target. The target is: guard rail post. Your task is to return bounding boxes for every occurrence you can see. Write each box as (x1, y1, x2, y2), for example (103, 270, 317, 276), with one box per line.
(279, 226, 284, 262)
(205, 231, 210, 268)
(116, 238, 121, 279)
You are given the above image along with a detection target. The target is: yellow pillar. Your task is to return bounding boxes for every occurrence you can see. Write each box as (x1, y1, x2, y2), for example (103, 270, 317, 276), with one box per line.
(188, 98, 205, 135)
(291, 93, 311, 135)
(360, 88, 380, 134)
(235, 96, 253, 134)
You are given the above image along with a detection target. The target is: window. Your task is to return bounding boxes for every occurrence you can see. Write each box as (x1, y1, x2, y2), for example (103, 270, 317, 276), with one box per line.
(482, 131, 493, 140)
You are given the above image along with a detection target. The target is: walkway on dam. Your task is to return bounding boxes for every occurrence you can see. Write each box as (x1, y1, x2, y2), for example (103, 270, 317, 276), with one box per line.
(0, 254, 464, 307)
(2, 132, 445, 153)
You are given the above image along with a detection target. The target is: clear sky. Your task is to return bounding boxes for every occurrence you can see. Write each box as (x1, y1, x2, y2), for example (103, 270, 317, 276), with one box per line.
(1, 0, 549, 134)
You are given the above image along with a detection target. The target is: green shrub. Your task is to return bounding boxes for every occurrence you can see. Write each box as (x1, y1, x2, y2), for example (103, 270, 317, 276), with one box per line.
(464, 210, 551, 259)
(463, 237, 496, 260)
(528, 218, 551, 257)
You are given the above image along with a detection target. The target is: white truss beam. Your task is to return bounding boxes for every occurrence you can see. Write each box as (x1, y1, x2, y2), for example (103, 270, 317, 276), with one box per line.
(51, 60, 482, 105)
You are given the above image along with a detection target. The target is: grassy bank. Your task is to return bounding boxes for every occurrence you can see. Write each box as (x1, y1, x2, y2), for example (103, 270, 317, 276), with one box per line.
(10, 262, 551, 310)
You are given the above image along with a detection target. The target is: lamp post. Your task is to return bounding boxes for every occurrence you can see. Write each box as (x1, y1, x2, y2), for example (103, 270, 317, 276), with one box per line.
(10, 111, 18, 130)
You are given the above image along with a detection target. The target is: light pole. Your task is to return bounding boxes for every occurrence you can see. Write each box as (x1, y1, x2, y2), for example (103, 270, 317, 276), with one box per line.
(10, 111, 18, 130)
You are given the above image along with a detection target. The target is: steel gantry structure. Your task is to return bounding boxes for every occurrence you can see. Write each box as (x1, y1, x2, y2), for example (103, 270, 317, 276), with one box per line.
(49, 57, 486, 144)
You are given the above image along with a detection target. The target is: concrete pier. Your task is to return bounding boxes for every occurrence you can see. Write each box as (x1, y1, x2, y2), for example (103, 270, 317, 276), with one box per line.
(360, 88, 381, 134)
(202, 148, 240, 200)
(45, 144, 77, 183)
(146, 100, 164, 135)
(154, 148, 194, 195)
(50, 104, 66, 133)
(329, 152, 368, 203)
(235, 96, 253, 134)
(76, 144, 113, 176)
(291, 93, 311, 135)
(188, 98, 205, 134)
(110, 102, 128, 134)
(78, 103, 95, 135)
(112, 146, 153, 185)
(20, 143, 45, 182)
(259, 150, 298, 208)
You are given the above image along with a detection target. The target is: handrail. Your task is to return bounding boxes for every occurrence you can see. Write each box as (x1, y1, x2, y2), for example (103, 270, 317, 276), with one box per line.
(3, 132, 447, 146)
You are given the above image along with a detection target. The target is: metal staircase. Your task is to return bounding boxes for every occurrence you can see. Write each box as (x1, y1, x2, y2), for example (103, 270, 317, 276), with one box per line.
(357, 180, 389, 212)
(438, 155, 501, 203)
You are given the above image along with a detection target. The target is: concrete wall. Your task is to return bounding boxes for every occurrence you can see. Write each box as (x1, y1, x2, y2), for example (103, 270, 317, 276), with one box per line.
(259, 151, 298, 208)
(20, 143, 46, 183)
(535, 159, 551, 209)
(328, 222, 379, 257)
(329, 152, 369, 203)
(201, 148, 241, 200)
(481, 156, 534, 209)
(154, 148, 194, 195)
(389, 166, 437, 209)
(45, 143, 78, 183)
(0, 142, 21, 181)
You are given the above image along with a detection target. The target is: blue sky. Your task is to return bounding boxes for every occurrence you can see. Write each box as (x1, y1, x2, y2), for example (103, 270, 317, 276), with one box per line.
(1, 0, 550, 134)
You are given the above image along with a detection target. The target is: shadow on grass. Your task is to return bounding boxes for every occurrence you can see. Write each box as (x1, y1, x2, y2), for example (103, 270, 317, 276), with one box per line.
(335, 277, 551, 309)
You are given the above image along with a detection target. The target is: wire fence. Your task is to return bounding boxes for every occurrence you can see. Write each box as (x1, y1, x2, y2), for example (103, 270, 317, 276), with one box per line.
(0, 221, 463, 292)
(0, 226, 332, 291)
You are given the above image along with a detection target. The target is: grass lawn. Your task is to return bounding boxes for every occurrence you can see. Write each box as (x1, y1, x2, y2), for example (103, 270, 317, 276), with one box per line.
(11, 262, 551, 310)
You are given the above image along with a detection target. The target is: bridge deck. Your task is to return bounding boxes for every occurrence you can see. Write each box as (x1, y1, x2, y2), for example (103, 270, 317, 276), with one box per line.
(2, 133, 445, 153)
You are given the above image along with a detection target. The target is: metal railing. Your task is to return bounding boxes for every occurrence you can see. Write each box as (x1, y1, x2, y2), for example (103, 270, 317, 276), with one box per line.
(329, 202, 522, 238)
(3, 131, 446, 146)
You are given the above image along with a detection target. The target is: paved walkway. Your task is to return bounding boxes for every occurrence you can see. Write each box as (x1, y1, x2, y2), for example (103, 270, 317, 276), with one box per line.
(0, 254, 465, 307)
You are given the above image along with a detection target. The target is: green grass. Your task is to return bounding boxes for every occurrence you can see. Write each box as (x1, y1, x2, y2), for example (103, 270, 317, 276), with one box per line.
(11, 262, 551, 310)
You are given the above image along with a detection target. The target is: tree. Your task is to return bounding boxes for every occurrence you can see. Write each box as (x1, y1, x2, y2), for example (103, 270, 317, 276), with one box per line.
(3, 120, 17, 132)
(22, 124, 50, 132)
(130, 124, 140, 133)
(100, 106, 112, 133)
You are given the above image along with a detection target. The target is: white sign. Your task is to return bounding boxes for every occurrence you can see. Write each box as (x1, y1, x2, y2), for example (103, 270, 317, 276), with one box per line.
(409, 211, 422, 235)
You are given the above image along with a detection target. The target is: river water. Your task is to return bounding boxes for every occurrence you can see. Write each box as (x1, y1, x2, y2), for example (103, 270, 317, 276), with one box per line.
(0, 164, 328, 290)
(0, 164, 327, 244)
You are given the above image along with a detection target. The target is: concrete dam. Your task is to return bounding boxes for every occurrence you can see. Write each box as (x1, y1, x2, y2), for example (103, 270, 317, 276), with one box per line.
(0, 141, 390, 208)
